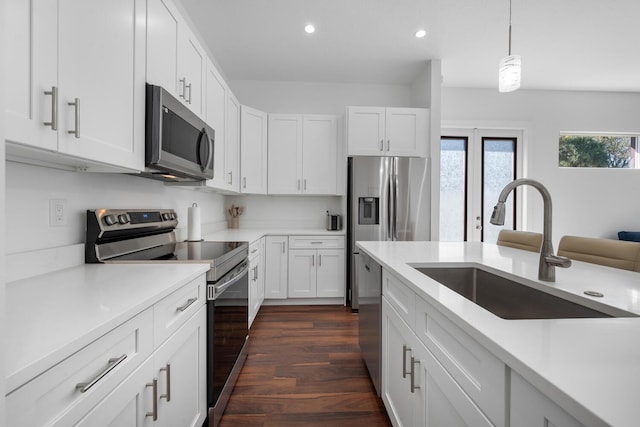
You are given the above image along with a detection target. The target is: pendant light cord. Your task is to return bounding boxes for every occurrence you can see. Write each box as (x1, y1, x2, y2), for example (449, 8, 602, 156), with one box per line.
(508, 0, 512, 55)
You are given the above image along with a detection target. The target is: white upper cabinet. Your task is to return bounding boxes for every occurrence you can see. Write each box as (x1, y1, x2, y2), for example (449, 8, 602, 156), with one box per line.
(147, 0, 205, 118)
(267, 114, 338, 195)
(225, 92, 241, 193)
(4, 0, 146, 172)
(347, 106, 429, 157)
(204, 60, 227, 190)
(240, 105, 268, 194)
(267, 114, 303, 194)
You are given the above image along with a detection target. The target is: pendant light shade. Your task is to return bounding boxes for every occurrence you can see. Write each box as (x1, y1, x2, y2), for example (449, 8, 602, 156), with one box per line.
(499, 0, 521, 92)
(499, 54, 521, 92)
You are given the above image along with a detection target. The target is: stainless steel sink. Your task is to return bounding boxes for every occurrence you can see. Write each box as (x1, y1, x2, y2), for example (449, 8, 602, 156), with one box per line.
(414, 267, 616, 319)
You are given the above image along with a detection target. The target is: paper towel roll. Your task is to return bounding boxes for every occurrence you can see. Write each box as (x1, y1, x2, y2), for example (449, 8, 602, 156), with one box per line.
(187, 203, 201, 241)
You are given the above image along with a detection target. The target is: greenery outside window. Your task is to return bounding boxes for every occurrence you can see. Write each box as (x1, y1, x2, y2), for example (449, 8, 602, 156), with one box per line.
(559, 133, 639, 168)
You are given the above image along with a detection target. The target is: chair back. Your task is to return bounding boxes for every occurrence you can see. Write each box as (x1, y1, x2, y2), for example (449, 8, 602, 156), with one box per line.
(557, 235, 640, 272)
(496, 230, 543, 253)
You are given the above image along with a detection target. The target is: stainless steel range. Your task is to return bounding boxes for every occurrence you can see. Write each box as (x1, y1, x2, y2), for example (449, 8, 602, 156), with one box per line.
(85, 208, 248, 427)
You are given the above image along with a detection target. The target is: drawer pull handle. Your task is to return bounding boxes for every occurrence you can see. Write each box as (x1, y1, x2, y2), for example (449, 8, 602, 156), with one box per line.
(160, 364, 171, 402)
(251, 248, 258, 254)
(68, 98, 80, 138)
(75, 354, 127, 393)
(43, 86, 58, 130)
(410, 356, 421, 393)
(146, 378, 158, 421)
(319, 254, 322, 266)
(310, 241, 323, 244)
(176, 297, 197, 312)
(282, 241, 286, 254)
(402, 345, 411, 378)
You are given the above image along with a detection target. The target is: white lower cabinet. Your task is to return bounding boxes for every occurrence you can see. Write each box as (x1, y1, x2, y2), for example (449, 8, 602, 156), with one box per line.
(511, 372, 583, 427)
(287, 236, 345, 299)
(383, 298, 493, 427)
(248, 238, 265, 327)
(264, 236, 288, 299)
(381, 269, 505, 427)
(7, 275, 207, 427)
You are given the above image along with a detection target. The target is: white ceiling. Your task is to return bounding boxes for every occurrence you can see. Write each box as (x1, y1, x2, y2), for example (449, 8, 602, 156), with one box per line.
(178, 0, 640, 92)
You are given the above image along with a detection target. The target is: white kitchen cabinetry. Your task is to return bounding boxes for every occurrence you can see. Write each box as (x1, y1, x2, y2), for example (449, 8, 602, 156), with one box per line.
(224, 92, 241, 193)
(7, 275, 207, 427)
(204, 60, 227, 190)
(288, 236, 345, 299)
(381, 269, 505, 427)
(511, 372, 583, 427)
(240, 105, 268, 194)
(383, 298, 493, 427)
(147, 0, 205, 118)
(264, 236, 288, 299)
(249, 238, 265, 327)
(347, 106, 429, 157)
(267, 114, 338, 195)
(5, 0, 146, 172)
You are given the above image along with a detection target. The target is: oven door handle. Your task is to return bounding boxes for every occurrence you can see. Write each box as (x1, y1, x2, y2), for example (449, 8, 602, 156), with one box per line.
(210, 262, 249, 300)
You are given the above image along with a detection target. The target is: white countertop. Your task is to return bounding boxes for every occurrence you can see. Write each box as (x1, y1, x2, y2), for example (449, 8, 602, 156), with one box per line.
(357, 241, 640, 427)
(5, 263, 209, 393)
(203, 227, 345, 243)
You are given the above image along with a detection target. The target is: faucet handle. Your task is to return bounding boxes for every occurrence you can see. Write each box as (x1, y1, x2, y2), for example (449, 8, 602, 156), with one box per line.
(545, 255, 572, 268)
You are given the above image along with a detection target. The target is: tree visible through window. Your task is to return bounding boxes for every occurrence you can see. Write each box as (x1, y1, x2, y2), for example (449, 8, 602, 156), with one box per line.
(559, 134, 638, 168)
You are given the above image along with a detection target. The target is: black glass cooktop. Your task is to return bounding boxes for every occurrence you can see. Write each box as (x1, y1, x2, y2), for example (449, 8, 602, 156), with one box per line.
(111, 241, 247, 266)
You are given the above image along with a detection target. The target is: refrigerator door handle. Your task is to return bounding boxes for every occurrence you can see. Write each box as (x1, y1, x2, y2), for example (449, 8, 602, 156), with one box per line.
(386, 159, 393, 241)
(393, 157, 399, 240)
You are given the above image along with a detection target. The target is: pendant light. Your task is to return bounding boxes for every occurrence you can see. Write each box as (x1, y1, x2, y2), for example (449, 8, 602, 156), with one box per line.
(498, 0, 521, 92)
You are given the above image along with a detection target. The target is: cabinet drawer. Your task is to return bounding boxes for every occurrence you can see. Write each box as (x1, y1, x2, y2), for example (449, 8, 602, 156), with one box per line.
(288, 235, 344, 249)
(382, 270, 415, 329)
(7, 308, 153, 427)
(153, 275, 206, 346)
(414, 295, 506, 427)
(249, 239, 262, 259)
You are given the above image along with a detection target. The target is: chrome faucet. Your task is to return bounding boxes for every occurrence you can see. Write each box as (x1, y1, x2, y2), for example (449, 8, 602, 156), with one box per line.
(490, 178, 571, 282)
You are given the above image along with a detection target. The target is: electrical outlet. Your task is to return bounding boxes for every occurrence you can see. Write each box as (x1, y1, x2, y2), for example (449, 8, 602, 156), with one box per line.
(49, 199, 67, 226)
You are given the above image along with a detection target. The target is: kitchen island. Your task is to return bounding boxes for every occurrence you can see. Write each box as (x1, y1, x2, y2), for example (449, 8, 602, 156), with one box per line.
(357, 240, 640, 427)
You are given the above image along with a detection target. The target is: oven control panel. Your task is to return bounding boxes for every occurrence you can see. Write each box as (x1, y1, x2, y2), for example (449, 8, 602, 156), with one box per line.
(87, 208, 178, 235)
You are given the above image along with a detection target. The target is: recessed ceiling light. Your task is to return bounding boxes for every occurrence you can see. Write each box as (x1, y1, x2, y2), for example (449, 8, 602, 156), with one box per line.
(305, 24, 315, 34)
(415, 29, 427, 38)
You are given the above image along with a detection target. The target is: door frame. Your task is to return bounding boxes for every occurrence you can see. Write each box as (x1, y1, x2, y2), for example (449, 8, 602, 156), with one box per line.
(439, 127, 525, 242)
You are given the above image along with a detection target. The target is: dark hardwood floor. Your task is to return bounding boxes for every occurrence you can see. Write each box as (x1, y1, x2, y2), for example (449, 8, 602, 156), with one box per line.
(219, 305, 391, 427)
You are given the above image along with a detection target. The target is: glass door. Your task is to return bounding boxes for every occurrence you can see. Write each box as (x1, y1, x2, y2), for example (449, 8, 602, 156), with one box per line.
(439, 129, 522, 243)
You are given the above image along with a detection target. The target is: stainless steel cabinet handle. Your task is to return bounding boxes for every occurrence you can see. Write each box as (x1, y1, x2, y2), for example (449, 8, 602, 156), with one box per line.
(310, 241, 323, 244)
(311, 254, 315, 267)
(176, 297, 197, 312)
(282, 241, 286, 254)
(43, 86, 58, 130)
(186, 83, 192, 104)
(75, 354, 127, 393)
(243, 177, 247, 189)
(303, 179, 307, 190)
(387, 139, 391, 151)
(364, 264, 370, 272)
(179, 78, 186, 98)
(251, 248, 258, 254)
(402, 345, 410, 378)
(379, 139, 383, 151)
(146, 378, 158, 421)
(68, 98, 80, 138)
(228, 172, 233, 185)
(410, 356, 420, 393)
(160, 364, 171, 402)
(319, 254, 322, 266)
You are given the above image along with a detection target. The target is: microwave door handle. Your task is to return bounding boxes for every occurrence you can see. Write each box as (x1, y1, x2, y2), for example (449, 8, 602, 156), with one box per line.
(196, 130, 213, 172)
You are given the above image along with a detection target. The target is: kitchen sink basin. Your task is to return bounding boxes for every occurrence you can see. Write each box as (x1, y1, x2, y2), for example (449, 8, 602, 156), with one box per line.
(414, 266, 614, 320)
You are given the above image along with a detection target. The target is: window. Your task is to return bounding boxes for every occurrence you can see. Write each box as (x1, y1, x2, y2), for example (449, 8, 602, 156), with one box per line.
(559, 134, 639, 168)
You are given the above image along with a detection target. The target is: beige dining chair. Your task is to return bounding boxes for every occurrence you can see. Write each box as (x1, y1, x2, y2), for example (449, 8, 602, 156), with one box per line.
(496, 230, 543, 253)
(557, 235, 640, 272)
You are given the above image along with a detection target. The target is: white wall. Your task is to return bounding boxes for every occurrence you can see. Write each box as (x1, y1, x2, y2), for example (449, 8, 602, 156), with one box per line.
(5, 162, 227, 254)
(441, 87, 640, 242)
(225, 194, 342, 229)
(229, 80, 411, 114)
(1, 0, 6, 419)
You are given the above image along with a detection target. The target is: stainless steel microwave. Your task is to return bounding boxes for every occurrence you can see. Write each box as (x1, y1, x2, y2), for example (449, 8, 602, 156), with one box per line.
(140, 84, 214, 182)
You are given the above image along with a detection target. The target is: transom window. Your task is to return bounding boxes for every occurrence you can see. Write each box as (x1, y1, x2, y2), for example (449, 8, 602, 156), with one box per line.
(559, 133, 639, 168)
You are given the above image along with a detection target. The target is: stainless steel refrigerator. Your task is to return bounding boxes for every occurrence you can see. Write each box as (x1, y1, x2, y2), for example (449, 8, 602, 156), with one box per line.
(347, 156, 431, 310)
